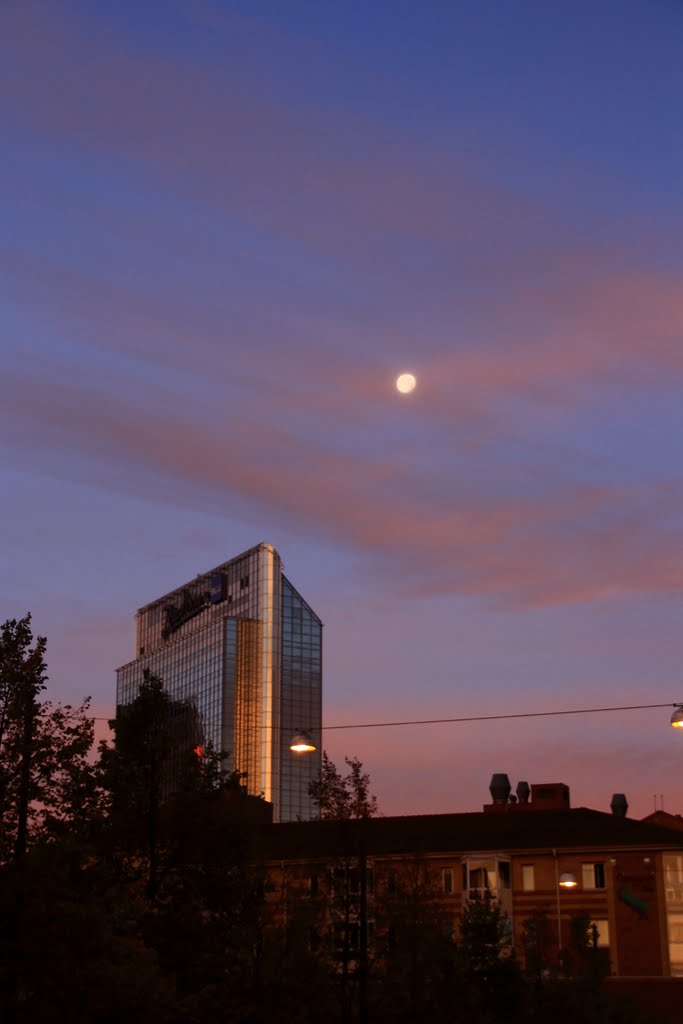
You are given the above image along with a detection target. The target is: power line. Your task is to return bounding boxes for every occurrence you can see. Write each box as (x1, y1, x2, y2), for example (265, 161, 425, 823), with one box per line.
(321, 702, 682, 731)
(92, 701, 682, 729)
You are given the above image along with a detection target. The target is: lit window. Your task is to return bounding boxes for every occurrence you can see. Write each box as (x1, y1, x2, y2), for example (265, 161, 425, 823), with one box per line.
(582, 863, 606, 889)
(462, 857, 510, 895)
(468, 863, 494, 892)
(664, 855, 683, 892)
(442, 868, 454, 894)
(589, 919, 610, 947)
(522, 865, 535, 892)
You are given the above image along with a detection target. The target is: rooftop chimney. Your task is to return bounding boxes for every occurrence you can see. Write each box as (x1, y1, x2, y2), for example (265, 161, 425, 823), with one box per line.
(516, 780, 530, 804)
(610, 793, 628, 817)
(489, 773, 511, 805)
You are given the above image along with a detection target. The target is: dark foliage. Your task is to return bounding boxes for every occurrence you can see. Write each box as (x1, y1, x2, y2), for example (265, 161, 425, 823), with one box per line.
(309, 751, 378, 821)
(0, 621, 664, 1023)
(0, 616, 97, 862)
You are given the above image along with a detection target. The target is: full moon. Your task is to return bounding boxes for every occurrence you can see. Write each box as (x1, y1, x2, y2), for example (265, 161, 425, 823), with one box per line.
(395, 372, 417, 394)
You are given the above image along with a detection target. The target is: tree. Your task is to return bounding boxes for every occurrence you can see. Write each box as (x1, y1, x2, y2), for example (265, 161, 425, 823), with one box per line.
(307, 754, 378, 1023)
(308, 752, 378, 821)
(95, 672, 276, 1019)
(459, 892, 522, 1022)
(0, 615, 96, 862)
(99, 669, 233, 899)
(0, 841, 179, 1023)
(0, 615, 46, 861)
(371, 858, 461, 1024)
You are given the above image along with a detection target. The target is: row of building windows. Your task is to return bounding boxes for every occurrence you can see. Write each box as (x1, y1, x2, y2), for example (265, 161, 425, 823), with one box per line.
(304, 861, 609, 899)
(521, 862, 606, 892)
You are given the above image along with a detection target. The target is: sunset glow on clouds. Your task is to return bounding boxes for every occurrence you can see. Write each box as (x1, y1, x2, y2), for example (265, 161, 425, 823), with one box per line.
(1, 0, 682, 817)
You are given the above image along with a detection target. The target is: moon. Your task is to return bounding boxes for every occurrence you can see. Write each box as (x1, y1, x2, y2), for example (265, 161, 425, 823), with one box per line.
(395, 372, 417, 394)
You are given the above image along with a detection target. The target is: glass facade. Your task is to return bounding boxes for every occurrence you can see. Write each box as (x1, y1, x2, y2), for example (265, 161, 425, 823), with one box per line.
(116, 542, 322, 821)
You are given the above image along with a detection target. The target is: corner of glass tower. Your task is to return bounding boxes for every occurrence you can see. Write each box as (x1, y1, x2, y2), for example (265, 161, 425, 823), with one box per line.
(115, 542, 322, 822)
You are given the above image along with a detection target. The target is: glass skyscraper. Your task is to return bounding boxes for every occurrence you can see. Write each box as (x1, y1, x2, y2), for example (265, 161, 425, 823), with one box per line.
(116, 542, 322, 822)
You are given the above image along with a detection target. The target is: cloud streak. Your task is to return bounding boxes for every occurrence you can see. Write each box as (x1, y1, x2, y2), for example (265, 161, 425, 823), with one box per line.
(2, 346, 681, 608)
(2, 2, 681, 608)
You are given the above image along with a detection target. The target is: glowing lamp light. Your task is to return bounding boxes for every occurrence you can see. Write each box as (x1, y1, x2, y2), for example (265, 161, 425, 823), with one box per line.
(559, 873, 577, 889)
(671, 706, 683, 729)
(290, 731, 316, 753)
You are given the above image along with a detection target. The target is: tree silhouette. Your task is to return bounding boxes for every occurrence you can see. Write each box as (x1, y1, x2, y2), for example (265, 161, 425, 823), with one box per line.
(309, 751, 378, 821)
(0, 616, 96, 862)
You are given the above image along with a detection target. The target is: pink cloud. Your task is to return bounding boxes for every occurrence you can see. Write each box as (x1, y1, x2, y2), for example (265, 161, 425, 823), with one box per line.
(2, 3, 680, 616)
(321, 704, 683, 821)
(2, 352, 681, 608)
(0, 0, 552, 281)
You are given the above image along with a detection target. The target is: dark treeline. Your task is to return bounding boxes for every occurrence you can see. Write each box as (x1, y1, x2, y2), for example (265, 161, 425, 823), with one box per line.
(0, 617, 656, 1023)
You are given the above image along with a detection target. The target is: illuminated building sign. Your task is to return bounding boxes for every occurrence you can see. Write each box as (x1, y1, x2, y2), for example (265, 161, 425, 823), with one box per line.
(162, 588, 209, 638)
(210, 573, 225, 604)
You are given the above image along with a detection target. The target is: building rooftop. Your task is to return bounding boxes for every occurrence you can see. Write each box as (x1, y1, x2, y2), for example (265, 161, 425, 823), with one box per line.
(257, 807, 683, 861)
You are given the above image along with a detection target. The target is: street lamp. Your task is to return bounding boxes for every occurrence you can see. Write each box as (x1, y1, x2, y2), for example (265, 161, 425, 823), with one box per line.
(554, 854, 578, 953)
(290, 731, 316, 753)
(671, 706, 683, 729)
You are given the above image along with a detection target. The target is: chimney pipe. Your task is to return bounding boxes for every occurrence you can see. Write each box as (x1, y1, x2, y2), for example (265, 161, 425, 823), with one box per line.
(489, 773, 511, 805)
(610, 793, 628, 817)
(516, 780, 530, 805)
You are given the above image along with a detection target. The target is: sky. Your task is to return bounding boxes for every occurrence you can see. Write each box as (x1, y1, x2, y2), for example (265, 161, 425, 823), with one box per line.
(1, 0, 682, 819)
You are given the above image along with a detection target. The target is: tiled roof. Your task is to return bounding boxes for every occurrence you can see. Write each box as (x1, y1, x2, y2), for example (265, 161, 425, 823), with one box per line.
(257, 808, 683, 861)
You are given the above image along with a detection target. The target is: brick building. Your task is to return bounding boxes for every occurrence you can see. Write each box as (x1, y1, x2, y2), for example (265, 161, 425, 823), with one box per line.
(258, 776, 683, 979)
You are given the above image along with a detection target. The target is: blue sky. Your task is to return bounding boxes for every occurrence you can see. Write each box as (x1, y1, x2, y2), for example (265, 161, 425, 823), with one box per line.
(1, 0, 682, 816)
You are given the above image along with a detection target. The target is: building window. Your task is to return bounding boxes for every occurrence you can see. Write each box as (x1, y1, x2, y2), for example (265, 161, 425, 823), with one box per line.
(333, 865, 373, 897)
(309, 872, 318, 897)
(467, 862, 494, 893)
(522, 865, 535, 892)
(462, 857, 512, 903)
(387, 870, 397, 894)
(582, 863, 606, 889)
(668, 912, 683, 977)
(589, 919, 610, 948)
(442, 868, 454, 894)
(664, 854, 683, 898)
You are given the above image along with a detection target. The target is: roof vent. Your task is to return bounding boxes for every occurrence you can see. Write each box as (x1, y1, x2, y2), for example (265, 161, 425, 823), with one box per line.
(489, 773, 511, 805)
(610, 793, 628, 817)
(516, 780, 530, 804)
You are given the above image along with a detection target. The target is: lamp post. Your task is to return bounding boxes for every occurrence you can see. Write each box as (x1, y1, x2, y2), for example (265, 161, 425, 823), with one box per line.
(553, 849, 577, 955)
